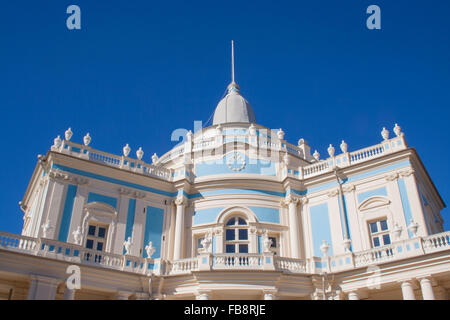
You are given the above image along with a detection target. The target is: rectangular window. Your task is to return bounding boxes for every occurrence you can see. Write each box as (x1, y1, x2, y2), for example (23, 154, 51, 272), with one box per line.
(380, 220, 388, 231)
(88, 225, 96, 236)
(368, 218, 391, 248)
(369, 222, 378, 233)
(86, 239, 94, 249)
(98, 227, 106, 238)
(382, 234, 391, 245)
(226, 244, 235, 253)
(373, 237, 380, 247)
(239, 244, 248, 253)
(238, 229, 248, 240)
(226, 229, 235, 241)
(96, 242, 104, 251)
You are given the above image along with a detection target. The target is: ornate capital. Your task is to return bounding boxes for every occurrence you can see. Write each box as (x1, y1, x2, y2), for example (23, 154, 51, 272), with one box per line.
(283, 194, 299, 206)
(342, 184, 355, 193)
(399, 168, 415, 177)
(174, 196, 186, 206)
(385, 172, 399, 181)
(327, 189, 339, 198)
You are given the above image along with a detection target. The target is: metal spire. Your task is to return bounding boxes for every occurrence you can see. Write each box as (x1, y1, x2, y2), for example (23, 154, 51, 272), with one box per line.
(228, 40, 240, 93)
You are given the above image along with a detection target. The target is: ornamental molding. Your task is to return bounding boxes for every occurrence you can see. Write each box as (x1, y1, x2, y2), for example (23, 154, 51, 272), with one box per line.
(385, 172, 399, 181)
(282, 194, 300, 206)
(47, 170, 88, 185)
(174, 196, 187, 206)
(118, 187, 145, 199)
(342, 184, 355, 193)
(327, 189, 339, 198)
(398, 168, 415, 177)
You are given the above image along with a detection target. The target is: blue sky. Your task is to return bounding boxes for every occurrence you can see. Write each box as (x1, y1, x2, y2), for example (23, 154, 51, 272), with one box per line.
(0, 0, 449, 233)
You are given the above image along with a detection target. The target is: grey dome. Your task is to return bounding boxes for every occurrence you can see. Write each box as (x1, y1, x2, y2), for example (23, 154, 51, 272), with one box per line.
(212, 82, 256, 125)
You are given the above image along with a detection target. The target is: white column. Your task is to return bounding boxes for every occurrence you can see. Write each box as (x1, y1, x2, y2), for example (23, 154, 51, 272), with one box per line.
(284, 195, 300, 259)
(173, 196, 186, 260)
(419, 277, 435, 300)
(401, 281, 416, 300)
(27, 275, 59, 300)
(64, 287, 75, 300)
(348, 291, 359, 300)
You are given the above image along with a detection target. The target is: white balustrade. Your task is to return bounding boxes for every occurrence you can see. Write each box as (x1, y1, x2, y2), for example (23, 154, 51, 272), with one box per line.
(213, 254, 263, 270)
(422, 231, 450, 253)
(274, 256, 307, 273)
(349, 144, 385, 165)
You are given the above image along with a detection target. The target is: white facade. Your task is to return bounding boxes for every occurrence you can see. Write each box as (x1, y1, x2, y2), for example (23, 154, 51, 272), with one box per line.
(0, 77, 449, 300)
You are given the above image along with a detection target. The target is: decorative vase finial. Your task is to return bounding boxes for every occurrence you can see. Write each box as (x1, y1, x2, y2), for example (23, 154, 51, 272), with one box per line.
(277, 128, 285, 140)
(152, 153, 158, 164)
(313, 150, 320, 161)
(65, 127, 73, 141)
(53, 135, 62, 149)
(320, 240, 330, 256)
(381, 127, 389, 140)
(83, 133, 91, 146)
(136, 147, 144, 160)
(123, 144, 131, 157)
(327, 144, 335, 157)
(340, 140, 348, 153)
(393, 123, 402, 137)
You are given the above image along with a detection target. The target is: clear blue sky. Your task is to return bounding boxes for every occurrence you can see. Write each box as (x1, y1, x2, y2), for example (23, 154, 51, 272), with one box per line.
(1, 0, 449, 234)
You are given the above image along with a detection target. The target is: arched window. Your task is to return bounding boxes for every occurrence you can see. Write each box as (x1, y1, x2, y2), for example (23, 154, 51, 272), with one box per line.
(224, 216, 249, 253)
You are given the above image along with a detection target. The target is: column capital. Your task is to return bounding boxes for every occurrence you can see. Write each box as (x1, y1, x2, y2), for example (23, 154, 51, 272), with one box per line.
(283, 194, 299, 206)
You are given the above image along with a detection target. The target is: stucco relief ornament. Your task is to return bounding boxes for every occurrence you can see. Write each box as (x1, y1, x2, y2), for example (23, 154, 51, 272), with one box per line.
(152, 153, 158, 164)
(277, 128, 285, 140)
(343, 238, 352, 252)
(283, 153, 290, 166)
(123, 144, 131, 157)
(136, 147, 144, 160)
(53, 135, 62, 149)
(408, 219, 419, 237)
(83, 133, 91, 146)
(381, 127, 389, 140)
(41, 220, 53, 238)
(123, 237, 133, 255)
(320, 240, 330, 256)
(313, 150, 320, 161)
(340, 140, 348, 153)
(145, 241, 156, 258)
(393, 123, 403, 137)
(65, 127, 73, 141)
(262, 231, 272, 253)
(73, 226, 82, 245)
(327, 144, 335, 157)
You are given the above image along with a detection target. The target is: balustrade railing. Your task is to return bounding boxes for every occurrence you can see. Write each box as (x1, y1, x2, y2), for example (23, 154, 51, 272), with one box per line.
(213, 253, 264, 269)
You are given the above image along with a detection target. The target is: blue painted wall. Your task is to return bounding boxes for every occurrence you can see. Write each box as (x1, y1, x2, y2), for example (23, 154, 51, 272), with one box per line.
(357, 187, 388, 203)
(57, 184, 78, 242)
(142, 206, 164, 258)
(124, 198, 136, 254)
(309, 203, 333, 257)
(87, 192, 117, 208)
(193, 206, 279, 225)
(398, 178, 414, 237)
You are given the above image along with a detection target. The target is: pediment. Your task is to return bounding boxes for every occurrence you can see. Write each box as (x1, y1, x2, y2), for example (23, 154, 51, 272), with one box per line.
(358, 196, 391, 211)
(84, 201, 117, 217)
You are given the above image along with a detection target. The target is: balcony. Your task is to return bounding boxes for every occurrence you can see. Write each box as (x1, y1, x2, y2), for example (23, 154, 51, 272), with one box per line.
(1, 231, 449, 277)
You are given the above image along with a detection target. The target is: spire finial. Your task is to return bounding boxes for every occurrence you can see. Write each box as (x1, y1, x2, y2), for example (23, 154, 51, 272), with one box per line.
(231, 40, 235, 83)
(227, 40, 240, 94)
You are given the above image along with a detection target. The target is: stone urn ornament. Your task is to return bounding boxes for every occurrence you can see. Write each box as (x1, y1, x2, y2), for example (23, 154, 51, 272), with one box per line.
(53, 135, 62, 149)
(145, 241, 156, 259)
(283, 153, 290, 166)
(277, 128, 285, 140)
(72, 226, 83, 245)
(393, 123, 402, 137)
(83, 133, 91, 146)
(123, 237, 133, 255)
(123, 144, 131, 157)
(343, 238, 352, 252)
(320, 240, 330, 256)
(186, 130, 193, 142)
(65, 127, 73, 141)
(248, 124, 256, 136)
(136, 147, 144, 160)
(152, 153, 158, 164)
(393, 223, 402, 240)
(327, 144, 335, 157)
(408, 219, 419, 237)
(340, 140, 348, 153)
(313, 150, 320, 161)
(381, 127, 389, 140)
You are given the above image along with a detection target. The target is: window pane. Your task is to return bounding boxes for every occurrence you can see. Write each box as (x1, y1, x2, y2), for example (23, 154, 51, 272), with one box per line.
(380, 220, 388, 231)
(226, 244, 235, 253)
(86, 239, 94, 249)
(98, 227, 106, 238)
(226, 218, 235, 226)
(369, 222, 378, 234)
(383, 234, 391, 245)
(226, 229, 235, 241)
(373, 237, 380, 247)
(239, 244, 248, 253)
(88, 225, 96, 236)
(238, 218, 246, 225)
(96, 242, 103, 251)
(269, 237, 277, 248)
(238, 229, 248, 240)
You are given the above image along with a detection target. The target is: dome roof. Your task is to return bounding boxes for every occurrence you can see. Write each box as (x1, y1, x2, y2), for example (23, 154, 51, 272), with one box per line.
(212, 82, 256, 125)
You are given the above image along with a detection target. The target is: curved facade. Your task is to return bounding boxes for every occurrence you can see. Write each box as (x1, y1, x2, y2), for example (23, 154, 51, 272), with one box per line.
(0, 80, 449, 300)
